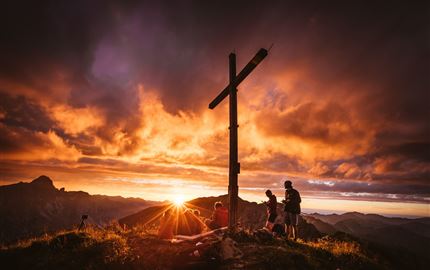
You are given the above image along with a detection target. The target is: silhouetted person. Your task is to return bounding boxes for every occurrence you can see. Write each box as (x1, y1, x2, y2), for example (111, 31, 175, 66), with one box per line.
(205, 201, 228, 230)
(176, 208, 203, 236)
(191, 209, 204, 234)
(177, 209, 188, 235)
(179, 209, 204, 235)
(283, 180, 301, 240)
(264, 190, 278, 231)
(78, 214, 88, 231)
(158, 209, 175, 239)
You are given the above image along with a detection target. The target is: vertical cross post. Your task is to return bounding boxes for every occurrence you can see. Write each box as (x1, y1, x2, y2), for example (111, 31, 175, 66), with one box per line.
(209, 48, 268, 230)
(228, 53, 239, 229)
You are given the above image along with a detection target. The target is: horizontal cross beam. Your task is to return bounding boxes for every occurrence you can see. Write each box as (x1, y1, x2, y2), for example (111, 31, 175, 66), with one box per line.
(209, 48, 268, 109)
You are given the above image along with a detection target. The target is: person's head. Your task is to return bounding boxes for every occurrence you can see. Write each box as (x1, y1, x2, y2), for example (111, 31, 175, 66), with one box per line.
(193, 209, 200, 216)
(284, 180, 292, 189)
(214, 201, 223, 209)
(265, 189, 272, 197)
(164, 209, 171, 217)
(183, 208, 192, 216)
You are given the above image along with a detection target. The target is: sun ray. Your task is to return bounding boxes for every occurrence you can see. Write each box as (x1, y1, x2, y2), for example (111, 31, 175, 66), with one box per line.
(141, 204, 175, 227)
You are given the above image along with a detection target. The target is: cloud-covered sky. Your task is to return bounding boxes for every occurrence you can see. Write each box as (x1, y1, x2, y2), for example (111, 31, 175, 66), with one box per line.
(0, 1, 429, 216)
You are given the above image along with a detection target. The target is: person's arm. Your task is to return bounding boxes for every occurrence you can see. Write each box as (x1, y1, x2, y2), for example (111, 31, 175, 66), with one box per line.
(284, 190, 290, 203)
(297, 191, 301, 203)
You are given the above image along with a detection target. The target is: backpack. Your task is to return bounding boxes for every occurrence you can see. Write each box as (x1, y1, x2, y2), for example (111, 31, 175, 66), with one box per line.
(284, 189, 301, 214)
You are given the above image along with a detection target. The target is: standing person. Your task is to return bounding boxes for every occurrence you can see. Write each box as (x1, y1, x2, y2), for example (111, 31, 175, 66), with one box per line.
(283, 180, 301, 240)
(264, 190, 277, 231)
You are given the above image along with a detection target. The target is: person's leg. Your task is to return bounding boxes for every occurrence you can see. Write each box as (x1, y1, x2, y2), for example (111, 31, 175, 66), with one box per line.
(292, 214, 299, 240)
(284, 213, 291, 239)
(266, 213, 277, 231)
(265, 214, 270, 230)
(288, 213, 295, 239)
(293, 225, 298, 240)
(265, 221, 273, 231)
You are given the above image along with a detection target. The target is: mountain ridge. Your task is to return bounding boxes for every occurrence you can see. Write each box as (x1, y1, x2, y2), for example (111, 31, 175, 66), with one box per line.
(0, 176, 156, 244)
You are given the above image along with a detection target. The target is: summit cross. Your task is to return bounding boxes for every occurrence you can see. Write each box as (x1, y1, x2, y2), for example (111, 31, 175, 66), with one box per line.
(208, 48, 268, 229)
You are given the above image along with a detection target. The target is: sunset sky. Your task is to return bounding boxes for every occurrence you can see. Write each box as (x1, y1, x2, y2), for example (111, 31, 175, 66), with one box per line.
(0, 1, 429, 217)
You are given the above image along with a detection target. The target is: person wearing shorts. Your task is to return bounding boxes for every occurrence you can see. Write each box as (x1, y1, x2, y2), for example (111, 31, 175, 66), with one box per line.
(264, 189, 277, 231)
(283, 180, 301, 240)
(284, 212, 299, 227)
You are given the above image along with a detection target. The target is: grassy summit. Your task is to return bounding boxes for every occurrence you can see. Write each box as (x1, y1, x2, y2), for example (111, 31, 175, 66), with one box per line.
(0, 226, 398, 270)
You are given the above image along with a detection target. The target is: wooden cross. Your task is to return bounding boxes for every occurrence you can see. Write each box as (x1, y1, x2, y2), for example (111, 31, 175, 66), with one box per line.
(209, 48, 268, 228)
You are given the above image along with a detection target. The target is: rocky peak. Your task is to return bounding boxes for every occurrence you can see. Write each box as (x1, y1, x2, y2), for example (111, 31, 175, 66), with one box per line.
(31, 175, 56, 190)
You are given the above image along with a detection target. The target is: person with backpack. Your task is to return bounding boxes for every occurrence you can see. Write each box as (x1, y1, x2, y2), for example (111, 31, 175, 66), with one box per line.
(282, 180, 301, 240)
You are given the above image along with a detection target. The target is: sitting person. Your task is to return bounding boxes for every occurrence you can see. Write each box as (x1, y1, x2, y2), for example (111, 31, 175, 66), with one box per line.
(205, 201, 229, 229)
(191, 209, 204, 235)
(158, 209, 175, 239)
(177, 208, 205, 235)
(177, 209, 190, 235)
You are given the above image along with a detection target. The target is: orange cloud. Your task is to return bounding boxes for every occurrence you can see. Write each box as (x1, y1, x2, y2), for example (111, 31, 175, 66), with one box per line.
(50, 105, 104, 135)
(0, 125, 81, 161)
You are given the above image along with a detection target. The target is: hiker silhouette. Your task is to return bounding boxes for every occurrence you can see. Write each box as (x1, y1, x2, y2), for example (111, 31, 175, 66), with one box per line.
(264, 189, 278, 231)
(283, 180, 301, 240)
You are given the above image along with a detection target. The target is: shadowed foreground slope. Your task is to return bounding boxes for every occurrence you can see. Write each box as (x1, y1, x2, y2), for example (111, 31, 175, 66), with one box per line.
(1, 226, 420, 270)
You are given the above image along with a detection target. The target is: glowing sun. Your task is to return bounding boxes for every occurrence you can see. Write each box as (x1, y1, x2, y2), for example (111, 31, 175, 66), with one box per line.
(173, 195, 185, 207)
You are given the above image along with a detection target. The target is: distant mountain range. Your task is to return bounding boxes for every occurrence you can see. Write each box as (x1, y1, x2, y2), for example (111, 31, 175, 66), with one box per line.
(303, 212, 430, 256)
(0, 176, 156, 244)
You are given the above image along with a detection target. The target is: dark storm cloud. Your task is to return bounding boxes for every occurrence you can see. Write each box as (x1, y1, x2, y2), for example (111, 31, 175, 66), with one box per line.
(0, 1, 133, 77)
(0, 124, 42, 153)
(1, 0, 428, 107)
(0, 0, 142, 138)
(0, 92, 55, 133)
(377, 142, 430, 164)
(0, 0, 429, 203)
